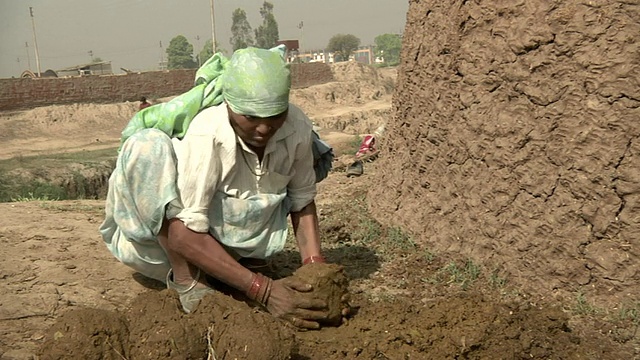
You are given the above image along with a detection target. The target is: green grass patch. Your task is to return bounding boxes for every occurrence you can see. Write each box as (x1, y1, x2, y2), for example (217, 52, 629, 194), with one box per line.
(319, 192, 515, 295)
(39, 201, 105, 213)
(573, 292, 599, 316)
(0, 175, 69, 202)
(345, 135, 363, 156)
(354, 217, 382, 244)
(386, 226, 416, 250)
(421, 249, 436, 263)
(421, 259, 483, 290)
(0, 148, 117, 202)
(442, 259, 481, 290)
(488, 268, 508, 289)
(0, 147, 117, 173)
(612, 301, 640, 325)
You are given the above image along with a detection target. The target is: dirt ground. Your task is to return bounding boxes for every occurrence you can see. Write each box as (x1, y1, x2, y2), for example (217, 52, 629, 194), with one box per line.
(0, 60, 638, 359)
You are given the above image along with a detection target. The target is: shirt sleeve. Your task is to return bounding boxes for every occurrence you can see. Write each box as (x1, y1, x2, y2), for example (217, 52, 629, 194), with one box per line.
(166, 133, 221, 233)
(287, 124, 317, 212)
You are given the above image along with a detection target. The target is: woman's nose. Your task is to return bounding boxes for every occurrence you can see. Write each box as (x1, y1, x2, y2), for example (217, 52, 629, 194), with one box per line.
(255, 123, 273, 135)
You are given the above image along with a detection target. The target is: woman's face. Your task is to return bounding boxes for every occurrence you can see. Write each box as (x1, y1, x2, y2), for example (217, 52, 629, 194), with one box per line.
(227, 104, 288, 148)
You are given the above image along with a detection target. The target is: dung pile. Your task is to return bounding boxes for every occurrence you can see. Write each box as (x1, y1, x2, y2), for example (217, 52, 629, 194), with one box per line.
(38, 290, 296, 360)
(369, 0, 640, 306)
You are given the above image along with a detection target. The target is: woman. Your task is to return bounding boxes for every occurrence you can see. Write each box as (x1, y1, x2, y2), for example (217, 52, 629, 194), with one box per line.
(101, 46, 342, 329)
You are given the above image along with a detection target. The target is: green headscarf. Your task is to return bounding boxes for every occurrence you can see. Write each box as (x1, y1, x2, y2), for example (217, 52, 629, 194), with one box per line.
(119, 45, 290, 147)
(223, 46, 291, 117)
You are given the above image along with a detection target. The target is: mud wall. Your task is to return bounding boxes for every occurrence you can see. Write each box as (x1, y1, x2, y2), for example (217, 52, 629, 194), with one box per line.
(0, 63, 334, 111)
(370, 0, 640, 304)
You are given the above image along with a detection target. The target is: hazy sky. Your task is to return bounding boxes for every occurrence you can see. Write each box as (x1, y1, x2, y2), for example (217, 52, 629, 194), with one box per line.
(0, 0, 409, 78)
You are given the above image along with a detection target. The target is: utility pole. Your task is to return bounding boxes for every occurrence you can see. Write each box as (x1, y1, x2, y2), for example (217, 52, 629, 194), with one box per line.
(159, 40, 165, 70)
(29, 7, 42, 77)
(195, 35, 201, 66)
(25, 42, 32, 71)
(297, 21, 304, 51)
(209, 0, 216, 53)
(297, 21, 304, 62)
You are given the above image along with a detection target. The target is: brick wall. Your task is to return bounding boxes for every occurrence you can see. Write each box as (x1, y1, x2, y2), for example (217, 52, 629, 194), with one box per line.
(290, 62, 335, 89)
(0, 63, 334, 111)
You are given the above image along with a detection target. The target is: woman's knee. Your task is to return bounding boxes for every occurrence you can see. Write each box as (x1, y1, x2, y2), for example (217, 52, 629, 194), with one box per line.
(119, 129, 176, 169)
(121, 129, 174, 156)
(113, 240, 171, 282)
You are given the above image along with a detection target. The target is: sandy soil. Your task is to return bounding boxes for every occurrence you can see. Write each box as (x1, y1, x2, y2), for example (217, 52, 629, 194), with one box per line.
(0, 61, 638, 359)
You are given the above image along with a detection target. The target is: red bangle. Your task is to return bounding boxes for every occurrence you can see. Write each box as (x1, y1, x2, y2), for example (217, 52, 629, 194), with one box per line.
(246, 273, 272, 305)
(260, 277, 273, 304)
(247, 273, 262, 300)
(303, 255, 326, 265)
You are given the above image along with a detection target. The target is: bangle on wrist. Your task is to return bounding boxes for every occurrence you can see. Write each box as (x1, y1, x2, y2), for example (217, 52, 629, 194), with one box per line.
(302, 255, 326, 265)
(261, 277, 273, 304)
(246, 273, 272, 306)
(247, 273, 260, 300)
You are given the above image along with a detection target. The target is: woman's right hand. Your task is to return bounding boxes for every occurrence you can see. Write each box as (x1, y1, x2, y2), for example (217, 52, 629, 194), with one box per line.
(266, 277, 328, 329)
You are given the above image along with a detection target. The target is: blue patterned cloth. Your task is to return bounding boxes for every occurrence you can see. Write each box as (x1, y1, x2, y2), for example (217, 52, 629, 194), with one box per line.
(100, 129, 178, 281)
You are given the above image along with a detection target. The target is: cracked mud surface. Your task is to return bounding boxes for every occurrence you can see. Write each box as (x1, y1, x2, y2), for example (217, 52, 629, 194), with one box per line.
(371, 0, 640, 310)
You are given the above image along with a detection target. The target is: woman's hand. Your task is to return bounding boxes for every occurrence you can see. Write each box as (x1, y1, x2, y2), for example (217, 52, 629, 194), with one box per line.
(266, 277, 329, 329)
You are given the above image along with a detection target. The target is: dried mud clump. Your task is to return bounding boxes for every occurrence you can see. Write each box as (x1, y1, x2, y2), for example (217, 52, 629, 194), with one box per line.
(126, 290, 207, 359)
(292, 263, 349, 326)
(127, 290, 295, 360)
(194, 294, 296, 360)
(38, 308, 130, 360)
(37, 290, 295, 360)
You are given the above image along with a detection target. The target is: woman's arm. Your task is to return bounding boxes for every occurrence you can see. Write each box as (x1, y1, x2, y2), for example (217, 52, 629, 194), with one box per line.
(165, 217, 328, 328)
(290, 201, 323, 263)
(165, 218, 254, 292)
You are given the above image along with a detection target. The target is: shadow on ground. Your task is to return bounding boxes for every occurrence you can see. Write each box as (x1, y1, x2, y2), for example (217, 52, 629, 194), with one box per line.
(270, 245, 380, 280)
(131, 244, 380, 290)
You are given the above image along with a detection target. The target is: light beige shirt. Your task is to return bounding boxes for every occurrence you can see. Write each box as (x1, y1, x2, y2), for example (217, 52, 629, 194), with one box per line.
(166, 103, 317, 257)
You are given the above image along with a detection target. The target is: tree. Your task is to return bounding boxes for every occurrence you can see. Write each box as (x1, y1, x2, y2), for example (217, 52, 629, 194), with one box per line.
(92, 57, 103, 63)
(327, 34, 361, 62)
(230, 8, 254, 51)
(374, 33, 402, 65)
(198, 39, 225, 65)
(254, 1, 279, 49)
(166, 35, 197, 69)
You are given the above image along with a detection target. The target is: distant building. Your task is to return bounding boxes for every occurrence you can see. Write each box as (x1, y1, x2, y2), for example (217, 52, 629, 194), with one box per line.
(352, 46, 375, 65)
(286, 46, 375, 65)
(20, 69, 64, 78)
(288, 50, 335, 64)
(276, 40, 300, 52)
(55, 61, 113, 77)
(276, 40, 301, 65)
(20, 70, 39, 78)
